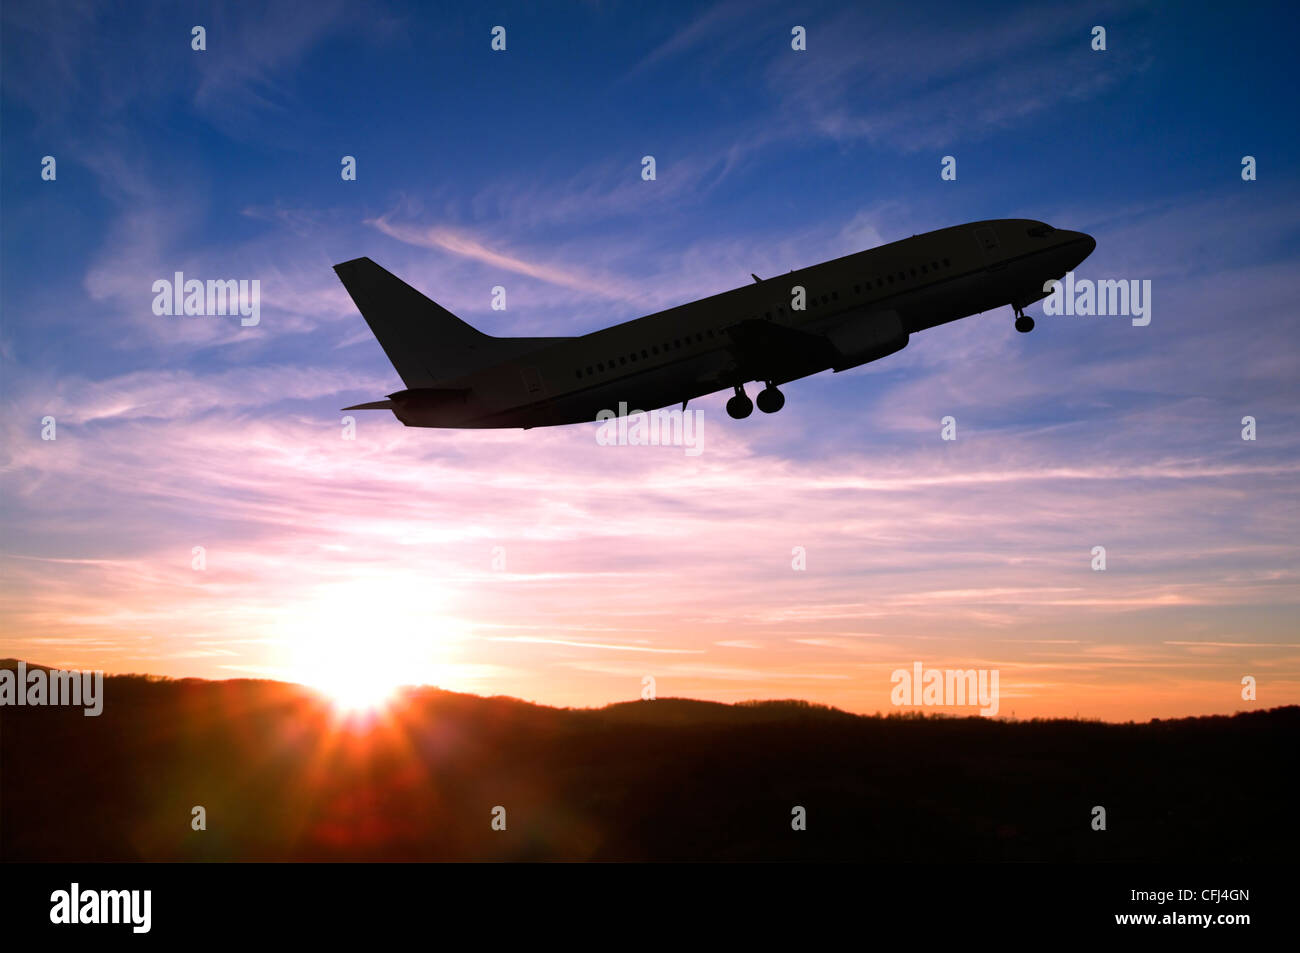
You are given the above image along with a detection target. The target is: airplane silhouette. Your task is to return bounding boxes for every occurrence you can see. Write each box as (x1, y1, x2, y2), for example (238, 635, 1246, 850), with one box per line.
(335, 219, 1095, 428)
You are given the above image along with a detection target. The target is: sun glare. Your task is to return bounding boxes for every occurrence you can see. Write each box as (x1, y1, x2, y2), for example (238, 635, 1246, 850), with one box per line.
(276, 579, 454, 715)
(311, 667, 401, 714)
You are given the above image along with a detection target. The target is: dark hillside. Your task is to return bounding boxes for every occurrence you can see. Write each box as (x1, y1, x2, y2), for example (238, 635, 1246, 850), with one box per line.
(2, 662, 1294, 862)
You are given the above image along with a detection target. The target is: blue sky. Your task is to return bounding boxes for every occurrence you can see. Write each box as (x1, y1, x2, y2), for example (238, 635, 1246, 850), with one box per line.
(2, 0, 1298, 719)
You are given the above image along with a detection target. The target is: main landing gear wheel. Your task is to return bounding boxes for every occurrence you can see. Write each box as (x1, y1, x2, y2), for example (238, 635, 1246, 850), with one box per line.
(756, 383, 785, 414)
(726, 385, 753, 419)
(1014, 306, 1035, 334)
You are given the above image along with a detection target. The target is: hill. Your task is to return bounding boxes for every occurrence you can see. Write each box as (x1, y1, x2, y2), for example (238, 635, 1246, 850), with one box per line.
(1, 661, 1295, 861)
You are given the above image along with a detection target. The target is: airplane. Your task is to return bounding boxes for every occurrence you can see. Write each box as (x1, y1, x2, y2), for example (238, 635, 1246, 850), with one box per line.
(335, 218, 1095, 428)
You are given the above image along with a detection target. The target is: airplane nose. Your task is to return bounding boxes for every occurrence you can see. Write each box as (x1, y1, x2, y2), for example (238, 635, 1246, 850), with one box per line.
(1068, 230, 1096, 267)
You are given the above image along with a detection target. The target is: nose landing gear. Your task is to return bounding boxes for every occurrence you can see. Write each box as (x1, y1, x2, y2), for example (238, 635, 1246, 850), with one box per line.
(1013, 305, 1035, 333)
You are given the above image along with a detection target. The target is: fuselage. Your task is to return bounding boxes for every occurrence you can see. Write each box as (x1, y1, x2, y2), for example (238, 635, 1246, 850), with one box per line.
(383, 218, 1095, 428)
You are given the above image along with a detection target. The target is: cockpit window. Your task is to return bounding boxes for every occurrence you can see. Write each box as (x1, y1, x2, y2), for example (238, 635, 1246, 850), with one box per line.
(1026, 224, 1055, 237)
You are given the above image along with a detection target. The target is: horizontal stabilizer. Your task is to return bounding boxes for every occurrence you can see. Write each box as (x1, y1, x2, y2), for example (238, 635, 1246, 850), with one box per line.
(341, 387, 471, 414)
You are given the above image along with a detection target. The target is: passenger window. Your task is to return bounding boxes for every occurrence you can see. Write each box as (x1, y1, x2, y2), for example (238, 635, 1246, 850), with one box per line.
(943, 257, 951, 267)
(586, 366, 593, 375)
(854, 284, 860, 294)
(598, 363, 605, 371)
(832, 291, 839, 300)
(641, 349, 648, 358)
(921, 264, 928, 274)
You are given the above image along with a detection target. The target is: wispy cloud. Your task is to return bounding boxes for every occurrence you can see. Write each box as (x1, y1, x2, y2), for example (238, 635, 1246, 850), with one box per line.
(368, 215, 637, 300)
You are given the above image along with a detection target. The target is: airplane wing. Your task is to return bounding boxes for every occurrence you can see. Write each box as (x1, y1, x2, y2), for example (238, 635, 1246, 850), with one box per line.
(724, 318, 835, 380)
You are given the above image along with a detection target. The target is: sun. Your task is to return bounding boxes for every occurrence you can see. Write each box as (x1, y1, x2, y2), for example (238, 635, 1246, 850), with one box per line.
(308, 665, 401, 715)
(293, 636, 411, 716)
(275, 578, 453, 715)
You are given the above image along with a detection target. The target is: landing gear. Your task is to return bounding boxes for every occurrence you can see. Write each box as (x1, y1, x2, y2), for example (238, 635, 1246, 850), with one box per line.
(726, 385, 753, 419)
(1014, 305, 1035, 333)
(756, 383, 785, 414)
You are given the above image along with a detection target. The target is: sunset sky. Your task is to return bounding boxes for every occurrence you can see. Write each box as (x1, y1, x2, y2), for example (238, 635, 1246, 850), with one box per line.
(2, 0, 1297, 721)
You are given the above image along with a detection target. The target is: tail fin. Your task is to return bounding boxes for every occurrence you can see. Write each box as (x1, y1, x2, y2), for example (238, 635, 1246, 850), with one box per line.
(333, 257, 497, 387)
